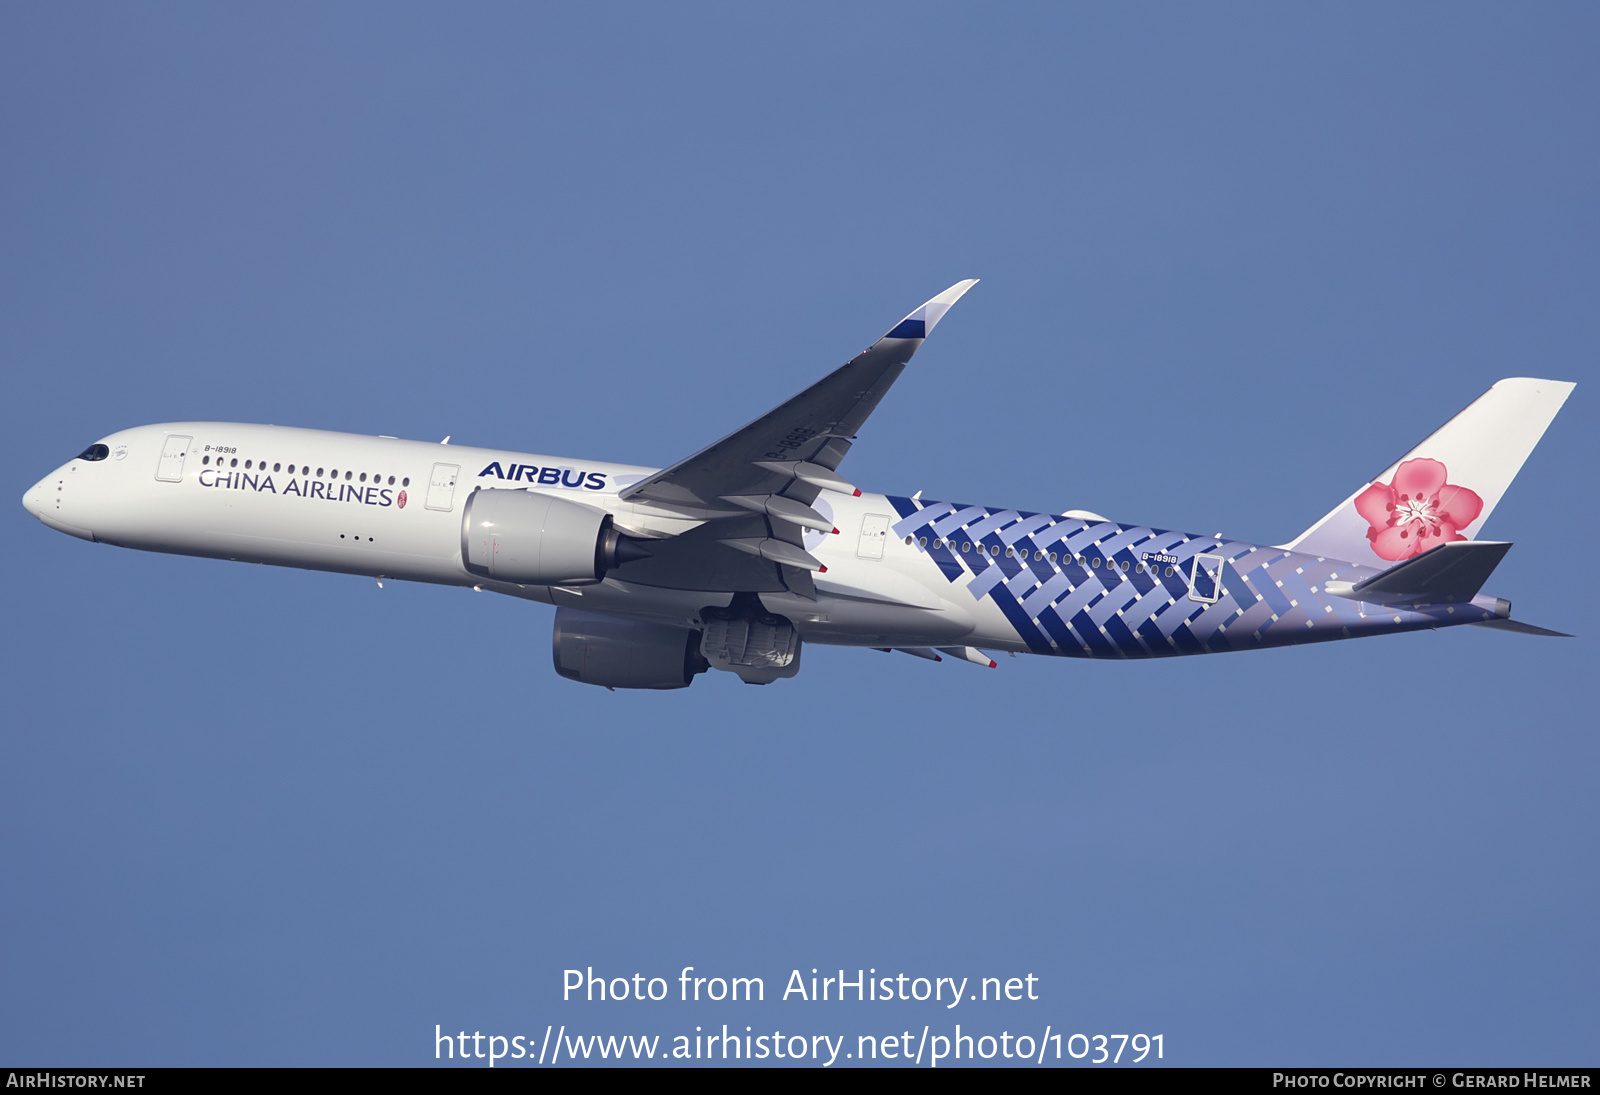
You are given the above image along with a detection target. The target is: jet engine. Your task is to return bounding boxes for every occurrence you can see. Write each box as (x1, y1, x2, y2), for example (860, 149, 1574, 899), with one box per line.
(551, 608, 709, 690)
(461, 488, 651, 585)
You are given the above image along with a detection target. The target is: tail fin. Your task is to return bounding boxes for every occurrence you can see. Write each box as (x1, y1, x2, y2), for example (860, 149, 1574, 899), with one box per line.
(1286, 377, 1574, 564)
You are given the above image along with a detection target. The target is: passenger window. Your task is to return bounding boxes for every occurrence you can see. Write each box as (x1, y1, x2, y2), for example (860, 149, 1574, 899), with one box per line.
(360, 473, 367, 483)
(918, 536, 927, 548)
(317, 468, 324, 477)
(402, 477, 410, 487)
(345, 471, 352, 480)
(1091, 558, 1100, 568)
(202, 455, 210, 465)
(387, 476, 395, 485)
(274, 463, 281, 472)
(230, 458, 238, 467)
(961, 542, 971, 553)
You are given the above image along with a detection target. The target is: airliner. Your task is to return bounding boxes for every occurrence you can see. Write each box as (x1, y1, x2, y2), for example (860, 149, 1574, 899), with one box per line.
(22, 282, 1575, 688)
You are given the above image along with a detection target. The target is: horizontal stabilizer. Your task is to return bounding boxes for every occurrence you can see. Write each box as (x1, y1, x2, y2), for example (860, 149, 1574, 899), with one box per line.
(1467, 618, 1573, 638)
(1326, 540, 1511, 607)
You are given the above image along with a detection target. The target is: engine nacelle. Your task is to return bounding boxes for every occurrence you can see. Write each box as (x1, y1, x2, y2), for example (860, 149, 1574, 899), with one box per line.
(551, 608, 709, 690)
(461, 488, 649, 585)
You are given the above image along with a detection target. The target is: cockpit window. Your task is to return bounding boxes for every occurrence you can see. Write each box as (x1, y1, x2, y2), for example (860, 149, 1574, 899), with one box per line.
(75, 443, 110, 462)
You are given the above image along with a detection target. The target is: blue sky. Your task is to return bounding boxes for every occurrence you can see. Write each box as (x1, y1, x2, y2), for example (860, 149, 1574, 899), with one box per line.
(2, 3, 1595, 1067)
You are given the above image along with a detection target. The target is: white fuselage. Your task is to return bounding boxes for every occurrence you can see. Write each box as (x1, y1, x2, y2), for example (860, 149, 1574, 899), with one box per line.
(22, 283, 1564, 681)
(22, 422, 997, 651)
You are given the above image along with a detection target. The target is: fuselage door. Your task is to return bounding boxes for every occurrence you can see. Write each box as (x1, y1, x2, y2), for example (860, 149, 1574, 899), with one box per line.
(426, 463, 461, 511)
(1189, 552, 1225, 604)
(857, 513, 890, 560)
(155, 434, 192, 482)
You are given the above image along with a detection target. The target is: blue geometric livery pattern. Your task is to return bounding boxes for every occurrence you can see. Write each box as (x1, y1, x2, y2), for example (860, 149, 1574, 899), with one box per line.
(886, 496, 1503, 659)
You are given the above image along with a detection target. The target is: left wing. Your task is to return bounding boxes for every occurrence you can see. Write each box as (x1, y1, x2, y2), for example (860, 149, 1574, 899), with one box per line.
(613, 280, 977, 598)
(621, 280, 977, 514)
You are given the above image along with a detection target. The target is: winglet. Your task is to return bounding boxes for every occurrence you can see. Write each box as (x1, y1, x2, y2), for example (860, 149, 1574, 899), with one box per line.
(884, 279, 979, 340)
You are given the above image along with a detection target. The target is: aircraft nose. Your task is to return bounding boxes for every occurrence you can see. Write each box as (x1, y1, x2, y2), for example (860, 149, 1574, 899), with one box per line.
(22, 477, 49, 519)
(23, 468, 95, 540)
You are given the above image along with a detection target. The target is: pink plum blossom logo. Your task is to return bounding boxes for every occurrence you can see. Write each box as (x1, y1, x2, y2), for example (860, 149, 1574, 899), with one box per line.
(1355, 458, 1483, 561)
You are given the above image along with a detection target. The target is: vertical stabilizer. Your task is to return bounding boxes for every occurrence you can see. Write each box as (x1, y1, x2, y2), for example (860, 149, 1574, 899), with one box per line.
(1286, 377, 1574, 564)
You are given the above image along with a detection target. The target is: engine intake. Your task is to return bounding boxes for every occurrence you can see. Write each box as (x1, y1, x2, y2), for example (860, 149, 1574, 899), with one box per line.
(461, 488, 651, 585)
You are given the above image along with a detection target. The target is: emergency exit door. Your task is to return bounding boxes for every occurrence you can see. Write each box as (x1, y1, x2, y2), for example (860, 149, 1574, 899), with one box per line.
(155, 435, 191, 482)
(857, 514, 890, 559)
(426, 463, 460, 511)
(1189, 553, 1225, 604)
